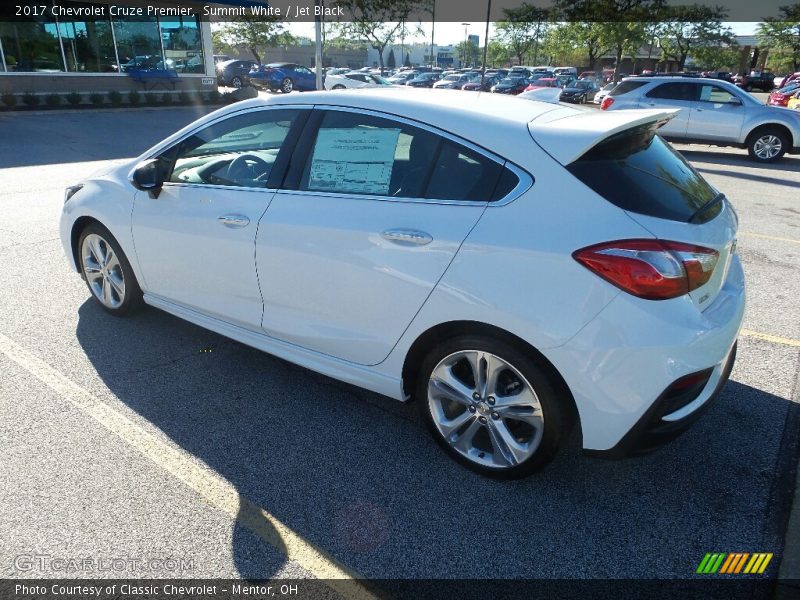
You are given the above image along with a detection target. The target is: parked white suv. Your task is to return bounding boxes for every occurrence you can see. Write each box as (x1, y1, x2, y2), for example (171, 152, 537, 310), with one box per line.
(601, 76, 800, 162)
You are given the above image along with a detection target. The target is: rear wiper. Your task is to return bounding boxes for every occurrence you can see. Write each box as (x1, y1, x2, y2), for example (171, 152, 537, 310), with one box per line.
(688, 192, 725, 224)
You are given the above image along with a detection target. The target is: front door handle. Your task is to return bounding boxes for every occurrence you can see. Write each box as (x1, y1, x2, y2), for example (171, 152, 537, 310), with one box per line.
(218, 214, 250, 228)
(381, 228, 433, 246)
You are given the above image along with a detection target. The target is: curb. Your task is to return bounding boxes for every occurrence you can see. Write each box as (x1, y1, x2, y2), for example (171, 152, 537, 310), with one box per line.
(777, 455, 800, 597)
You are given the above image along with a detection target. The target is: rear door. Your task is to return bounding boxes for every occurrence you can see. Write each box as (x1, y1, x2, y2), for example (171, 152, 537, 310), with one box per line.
(642, 81, 699, 138)
(256, 108, 519, 365)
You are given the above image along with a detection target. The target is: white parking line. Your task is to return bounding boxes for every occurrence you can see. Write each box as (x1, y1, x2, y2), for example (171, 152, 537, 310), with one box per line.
(0, 331, 378, 600)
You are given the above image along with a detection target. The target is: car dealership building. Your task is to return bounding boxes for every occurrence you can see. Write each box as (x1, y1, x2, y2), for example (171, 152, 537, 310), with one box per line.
(0, 1, 219, 95)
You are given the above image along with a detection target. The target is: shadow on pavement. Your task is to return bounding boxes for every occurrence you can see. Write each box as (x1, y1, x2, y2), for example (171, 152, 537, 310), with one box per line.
(676, 147, 800, 173)
(73, 298, 797, 580)
(0, 106, 216, 168)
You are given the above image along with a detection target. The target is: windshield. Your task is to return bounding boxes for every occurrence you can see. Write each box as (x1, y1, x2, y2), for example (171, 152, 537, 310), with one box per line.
(500, 77, 524, 85)
(444, 75, 460, 81)
(575, 81, 593, 89)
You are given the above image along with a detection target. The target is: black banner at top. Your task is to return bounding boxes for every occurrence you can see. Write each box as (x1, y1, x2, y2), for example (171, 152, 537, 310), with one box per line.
(0, 0, 794, 23)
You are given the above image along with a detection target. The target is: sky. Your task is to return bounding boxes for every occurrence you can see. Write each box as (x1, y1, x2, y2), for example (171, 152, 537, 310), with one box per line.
(285, 21, 760, 47)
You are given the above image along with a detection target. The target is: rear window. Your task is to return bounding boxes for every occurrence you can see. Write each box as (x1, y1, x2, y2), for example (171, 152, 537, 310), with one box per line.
(609, 81, 647, 96)
(566, 124, 722, 223)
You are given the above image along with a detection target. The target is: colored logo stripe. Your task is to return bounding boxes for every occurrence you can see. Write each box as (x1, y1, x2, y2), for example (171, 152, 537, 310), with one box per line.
(697, 553, 773, 574)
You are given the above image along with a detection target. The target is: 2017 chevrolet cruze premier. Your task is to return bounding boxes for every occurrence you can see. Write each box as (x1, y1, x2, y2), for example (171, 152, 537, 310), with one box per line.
(60, 89, 744, 478)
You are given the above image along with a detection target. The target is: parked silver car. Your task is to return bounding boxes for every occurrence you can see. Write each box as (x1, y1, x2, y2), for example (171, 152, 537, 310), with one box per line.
(601, 76, 800, 162)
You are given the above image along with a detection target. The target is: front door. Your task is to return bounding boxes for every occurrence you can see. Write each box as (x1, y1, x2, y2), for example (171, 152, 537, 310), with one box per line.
(131, 107, 305, 329)
(690, 83, 746, 142)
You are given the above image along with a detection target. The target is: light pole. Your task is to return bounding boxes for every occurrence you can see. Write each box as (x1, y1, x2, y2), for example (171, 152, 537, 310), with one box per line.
(430, 1, 435, 67)
(461, 22, 470, 68)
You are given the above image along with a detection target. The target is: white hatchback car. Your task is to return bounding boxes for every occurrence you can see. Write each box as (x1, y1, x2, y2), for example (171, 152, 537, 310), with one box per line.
(60, 89, 744, 478)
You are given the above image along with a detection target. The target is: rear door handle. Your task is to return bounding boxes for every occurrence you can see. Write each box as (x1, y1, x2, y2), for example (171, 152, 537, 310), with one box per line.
(381, 228, 433, 246)
(218, 214, 250, 228)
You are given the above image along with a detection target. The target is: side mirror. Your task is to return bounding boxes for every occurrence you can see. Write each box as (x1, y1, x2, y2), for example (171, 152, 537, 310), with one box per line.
(130, 158, 165, 198)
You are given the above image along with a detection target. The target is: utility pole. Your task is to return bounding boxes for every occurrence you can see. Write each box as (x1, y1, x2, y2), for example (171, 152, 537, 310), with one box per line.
(430, 1, 436, 67)
(314, 0, 323, 90)
(481, 0, 491, 88)
(461, 22, 470, 68)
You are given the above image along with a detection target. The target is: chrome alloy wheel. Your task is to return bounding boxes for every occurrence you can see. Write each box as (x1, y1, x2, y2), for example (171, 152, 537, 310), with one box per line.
(427, 350, 544, 469)
(81, 233, 126, 309)
(753, 134, 782, 160)
(281, 78, 293, 93)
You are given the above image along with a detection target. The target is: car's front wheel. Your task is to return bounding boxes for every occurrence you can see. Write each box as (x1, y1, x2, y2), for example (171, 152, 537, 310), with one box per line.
(747, 127, 788, 162)
(416, 335, 566, 479)
(281, 77, 294, 93)
(78, 223, 143, 316)
(230, 76, 243, 88)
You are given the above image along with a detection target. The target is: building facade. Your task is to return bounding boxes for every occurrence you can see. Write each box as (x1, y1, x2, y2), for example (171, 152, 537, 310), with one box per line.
(0, 1, 216, 95)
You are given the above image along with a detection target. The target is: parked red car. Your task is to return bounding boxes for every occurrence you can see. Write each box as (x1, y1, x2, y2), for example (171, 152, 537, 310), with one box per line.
(767, 82, 800, 106)
(778, 72, 800, 89)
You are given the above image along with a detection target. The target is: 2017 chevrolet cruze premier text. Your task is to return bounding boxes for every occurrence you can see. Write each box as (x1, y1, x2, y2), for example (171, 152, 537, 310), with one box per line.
(60, 89, 744, 478)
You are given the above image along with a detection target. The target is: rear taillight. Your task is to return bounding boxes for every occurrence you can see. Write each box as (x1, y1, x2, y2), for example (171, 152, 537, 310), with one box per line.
(600, 96, 614, 110)
(573, 239, 719, 300)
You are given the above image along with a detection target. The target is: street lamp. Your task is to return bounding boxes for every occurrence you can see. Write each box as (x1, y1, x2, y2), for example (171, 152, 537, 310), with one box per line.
(461, 22, 470, 68)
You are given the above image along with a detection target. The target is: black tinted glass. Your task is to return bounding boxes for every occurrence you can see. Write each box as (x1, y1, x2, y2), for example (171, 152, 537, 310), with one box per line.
(425, 142, 504, 201)
(567, 125, 721, 223)
(646, 82, 697, 101)
(609, 81, 647, 96)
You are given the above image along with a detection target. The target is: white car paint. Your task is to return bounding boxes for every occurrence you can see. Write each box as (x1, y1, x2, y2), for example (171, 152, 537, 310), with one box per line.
(60, 88, 744, 456)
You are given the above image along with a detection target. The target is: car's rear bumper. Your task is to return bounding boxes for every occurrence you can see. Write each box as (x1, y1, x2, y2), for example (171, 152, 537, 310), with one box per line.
(544, 255, 745, 455)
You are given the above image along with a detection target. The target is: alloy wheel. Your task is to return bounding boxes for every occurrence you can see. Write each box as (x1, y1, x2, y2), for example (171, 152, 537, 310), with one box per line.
(753, 134, 782, 160)
(81, 233, 126, 309)
(231, 76, 243, 88)
(427, 350, 544, 469)
(282, 78, 293, 93)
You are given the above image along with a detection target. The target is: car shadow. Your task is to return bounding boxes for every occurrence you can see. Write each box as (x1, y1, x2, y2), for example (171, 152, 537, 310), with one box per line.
(74, 299, 798, 582)
(676, 147, 800, 173)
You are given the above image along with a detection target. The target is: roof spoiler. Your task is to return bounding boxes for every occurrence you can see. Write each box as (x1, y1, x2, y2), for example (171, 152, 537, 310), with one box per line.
(528, 108, 679, 165)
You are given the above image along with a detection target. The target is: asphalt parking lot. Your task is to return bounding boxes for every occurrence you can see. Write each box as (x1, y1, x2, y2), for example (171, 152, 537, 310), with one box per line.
(0, 102, 798, 592)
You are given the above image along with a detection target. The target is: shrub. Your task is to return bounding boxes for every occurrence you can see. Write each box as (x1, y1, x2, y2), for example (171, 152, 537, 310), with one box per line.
(145, 92, 158, 106)
(88, 92, 104, 105)
(108, 90, 122, 105)
(1, 93, 16, 108)
(45, 93, 61, 107)
(160, 92, 172, 105)
(177, 90, 189, 104)
(22, 92, 39, 107)
(205, 90, 222, 104)
(66, 92, 82, 106)
(128, 89, 141, 105)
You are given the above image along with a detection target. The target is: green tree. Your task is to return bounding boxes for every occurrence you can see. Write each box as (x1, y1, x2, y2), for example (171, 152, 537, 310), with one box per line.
(656, 4, 733, 71)
(546, 21, 609, 71)
(690, 44, 741, 71)
(496, 3, 554, 66)
(758, 4, 800, 71)
(333, 0, 427, 74)
(387, 48, 396, 69)
(486, 39, 512, 67)
(213, 17, 294, 64)
(404, 52, 412, 67)
(455, 40, 480, 67)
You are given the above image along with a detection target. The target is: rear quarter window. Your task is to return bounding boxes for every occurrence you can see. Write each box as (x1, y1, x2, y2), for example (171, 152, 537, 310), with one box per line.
(566, 124, 722, 223)
(609, 81, 647, 96)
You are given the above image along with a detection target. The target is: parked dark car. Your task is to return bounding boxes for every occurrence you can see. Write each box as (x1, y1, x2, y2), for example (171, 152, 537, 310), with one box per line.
(735, 72, 776, 92)
(433, 73, 479, 90)
(407, 72, 442, 87)
(560, 79, 600, 103)
(702, 70, 733, 83)
(461, 74, 501, 92)
(249, 63, 317, 93)
(216, 59, 257, 88)
(119, 55, 160, 72)
(491, 76, 529, 95)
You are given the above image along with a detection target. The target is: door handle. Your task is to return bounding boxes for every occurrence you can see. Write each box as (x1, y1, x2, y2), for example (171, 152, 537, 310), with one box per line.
(381, 228, 433, 246)
(218, 214, 250, 228)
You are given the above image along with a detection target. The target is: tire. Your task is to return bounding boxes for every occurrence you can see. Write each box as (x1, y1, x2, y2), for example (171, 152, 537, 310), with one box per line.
(746, 127, 788, 163)
(78, 223, 143, 316)
(281, 77, 293, 93)
(231, 76, 243, 89)
(332, 84, 345, 90)
(745, 84, 752, 92)
(415, 334, 566, 479)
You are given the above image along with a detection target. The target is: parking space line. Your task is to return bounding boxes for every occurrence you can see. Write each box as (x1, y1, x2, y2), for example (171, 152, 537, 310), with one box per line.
(0, 331, 378, 600)
(740, 329, 800, 348)
(739, 231, 800, 245)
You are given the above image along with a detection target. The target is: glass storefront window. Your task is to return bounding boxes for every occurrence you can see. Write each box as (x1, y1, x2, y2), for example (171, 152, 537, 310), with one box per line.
(159, 16, 204, 74)
(58, 17, 118, 73)
(0, 18, 65, 72)
(112, 15, 162, 72)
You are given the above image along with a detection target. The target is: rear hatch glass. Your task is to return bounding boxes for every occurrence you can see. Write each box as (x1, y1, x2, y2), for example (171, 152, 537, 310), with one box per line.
(566, 123, 722, 224)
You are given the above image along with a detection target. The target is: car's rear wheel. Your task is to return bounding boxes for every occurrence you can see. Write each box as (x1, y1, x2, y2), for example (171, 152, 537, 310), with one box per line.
(281, 77, 293, 93)
(78, 224, 143, 316)
(747, 127, 788, 162)
(231, 76, 243, 88)
(332, 84, 345, 90)
(416, 335, 565, 479)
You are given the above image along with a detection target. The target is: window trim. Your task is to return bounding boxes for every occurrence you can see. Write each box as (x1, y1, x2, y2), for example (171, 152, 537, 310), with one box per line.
(279, 105, 533, 206)
(154, 105, 312, 193)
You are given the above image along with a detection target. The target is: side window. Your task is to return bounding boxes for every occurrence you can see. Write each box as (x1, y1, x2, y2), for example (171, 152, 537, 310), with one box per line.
(299, 111, 440, 197)
(167, 109, 301, 188)
(699, 85, 738, 104)
(646, 82, 698, 101)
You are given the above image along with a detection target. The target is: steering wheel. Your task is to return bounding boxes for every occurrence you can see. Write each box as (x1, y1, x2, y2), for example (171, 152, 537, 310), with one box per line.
(226, 153, 271, 183)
